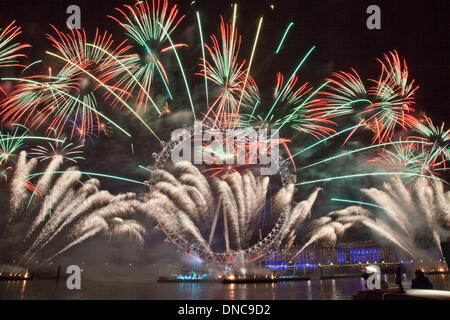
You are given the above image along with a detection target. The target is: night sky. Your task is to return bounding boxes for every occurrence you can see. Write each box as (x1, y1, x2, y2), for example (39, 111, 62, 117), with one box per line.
(0, 0, 447, 119)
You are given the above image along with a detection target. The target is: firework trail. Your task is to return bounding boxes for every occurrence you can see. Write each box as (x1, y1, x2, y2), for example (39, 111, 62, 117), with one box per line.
(251, 73, 337, 139)
(109, 0, 185, 112)
(66, 118, 111, 145)
(1, 26, 132, 142)
(212, 170, 270, 250)
(320, 69, 369, 118)
(200, 17, 258, 129)
(142, 161, 213, 250)
(137, 160, 322, 261)
(369, 139, 436, 184)
(366, 51, 418, 142)
(362, 176, 450, 251)
(0, 123, 27, 164)
(411, 115, 449, 170)
(29, 140, 85, 164)
(224, 171, 270, 244)
(0, 160, 12, 182)
(295, 176, 449, 259)
(1, 151, 146, 266)
(0, 124, 35, 183)
(279, 187, 322, 246)
(0, 21, 30, 69)
(138, 162, 274, 252)
(322, 51, 418, 144)
(139, 162, 215, 252)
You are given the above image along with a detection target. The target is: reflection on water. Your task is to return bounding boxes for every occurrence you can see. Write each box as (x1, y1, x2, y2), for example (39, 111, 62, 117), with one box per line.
(1, 274, 449, 300)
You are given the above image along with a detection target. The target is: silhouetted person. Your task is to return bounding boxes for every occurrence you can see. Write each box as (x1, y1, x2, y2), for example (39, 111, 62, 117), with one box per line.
(411, 270, 433, 290)
(395, 266, 404, 293)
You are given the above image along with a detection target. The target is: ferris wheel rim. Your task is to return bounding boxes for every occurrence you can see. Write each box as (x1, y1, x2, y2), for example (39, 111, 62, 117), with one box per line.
(149, 127, 295, 264)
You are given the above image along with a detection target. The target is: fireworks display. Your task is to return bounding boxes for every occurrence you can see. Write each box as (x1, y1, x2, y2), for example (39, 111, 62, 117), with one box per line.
(29, 140, 85, 164)
(109, 0, 185, 112)
(1, 26, 131, 141)
(0, 1, 448, 271)
(412, 115, 450, 171)
(321, 50, 419, 144)
(298, 176, 449, 260)
(0, 21, 30, 69)
(3, 151, 145, 266)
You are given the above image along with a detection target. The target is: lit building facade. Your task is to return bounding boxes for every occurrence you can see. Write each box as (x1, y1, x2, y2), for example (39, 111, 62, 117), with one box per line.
(263, 241, 399, 270)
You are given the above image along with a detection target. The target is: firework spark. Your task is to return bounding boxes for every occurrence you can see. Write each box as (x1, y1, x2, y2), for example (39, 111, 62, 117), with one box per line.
(137, 161, 306, 263)
(321, 51, 418, 144)
(0, 160, 12, 182)
(109, 0, 185, 112)
(2, 151, 146, 266)
(0, 21, 30, 68)
(268, 73, 336, 139)
(0, 123, 27, 163)
(200, 16, 258, 129)
(294, 175, 449, 260)
(29, 141, 85, 164)
(1, 26, 131, 141)
(365, 51, 418, 143)
(411, 115, 449, 170)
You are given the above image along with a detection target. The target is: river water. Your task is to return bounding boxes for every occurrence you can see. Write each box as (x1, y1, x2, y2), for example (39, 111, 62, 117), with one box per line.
(1, 274, 449, 300)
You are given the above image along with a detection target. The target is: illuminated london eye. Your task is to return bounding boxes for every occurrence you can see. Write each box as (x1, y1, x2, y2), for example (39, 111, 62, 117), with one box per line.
(146, 126, 296, 265)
